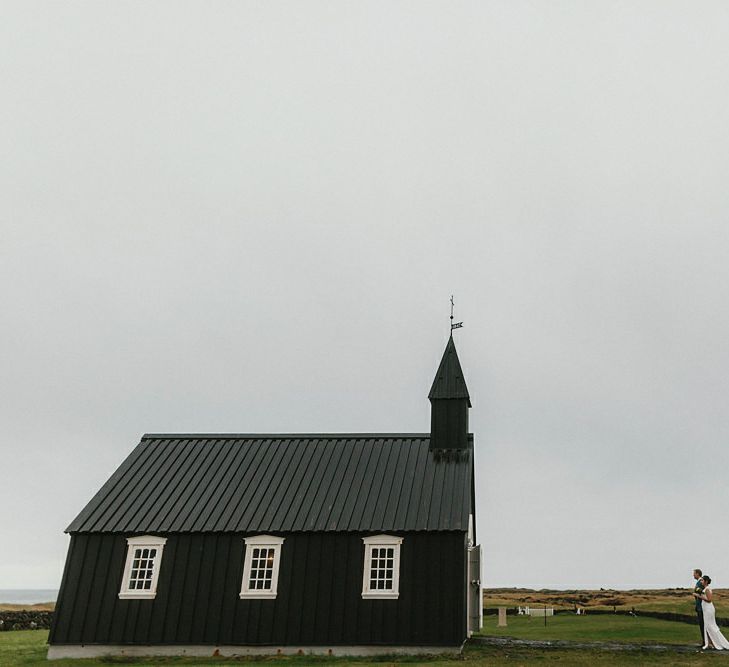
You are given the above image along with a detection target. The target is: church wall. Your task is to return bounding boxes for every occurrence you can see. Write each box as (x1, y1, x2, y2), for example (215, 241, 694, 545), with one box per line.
(50, 531, 467, 647)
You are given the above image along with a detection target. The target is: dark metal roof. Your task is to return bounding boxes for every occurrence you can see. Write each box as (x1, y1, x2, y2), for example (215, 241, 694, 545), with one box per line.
(429, 336, 471, 405)
(66, 434, 473, 534)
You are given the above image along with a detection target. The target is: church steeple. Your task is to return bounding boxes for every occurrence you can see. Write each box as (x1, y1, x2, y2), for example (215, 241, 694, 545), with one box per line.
(429, 335, 471, 450)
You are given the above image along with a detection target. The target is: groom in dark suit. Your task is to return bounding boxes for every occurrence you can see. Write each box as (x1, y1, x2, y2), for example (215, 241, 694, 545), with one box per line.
(694, 568, 705, 644)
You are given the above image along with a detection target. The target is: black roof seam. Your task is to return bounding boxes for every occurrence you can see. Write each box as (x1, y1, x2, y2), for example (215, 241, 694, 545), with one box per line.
(351, 436, 386, 531)
(193, 437, 259, 530)
(246, 441, 296, 527)
(385, 437, 414, 529)
(317, 437, 358, 531)
(232, 437, 287, 531)
(142, 438, 204, 532)
(284, 438, 330, 531)
(370, 438, 400, 529)
(157, 437, 218, 532)
(219, 438, 278, 531)
(265, 438, 314, 530)
(208, 437, 268, 532)
(336, 438, 372, 530)
(178, 438, 232, 532)
(324, 437, 367, 531)
(303, 437, 346, 530)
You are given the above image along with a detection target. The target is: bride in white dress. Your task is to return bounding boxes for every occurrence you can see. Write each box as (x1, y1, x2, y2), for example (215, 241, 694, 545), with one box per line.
(694, 576, 729, 650)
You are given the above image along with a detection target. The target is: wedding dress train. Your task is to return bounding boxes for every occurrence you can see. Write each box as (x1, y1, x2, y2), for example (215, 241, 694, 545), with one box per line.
(702, 590, 729, 650)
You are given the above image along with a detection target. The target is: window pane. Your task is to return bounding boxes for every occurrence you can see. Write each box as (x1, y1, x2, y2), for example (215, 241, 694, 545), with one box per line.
(243, 543, 280, 594)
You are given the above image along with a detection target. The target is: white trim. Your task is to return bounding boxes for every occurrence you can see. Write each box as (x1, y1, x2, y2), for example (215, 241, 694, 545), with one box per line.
(118, 536, 167, 599)
(361, 534, 403, 599)
(47, 644, 463, 659)
(240, 535, 284, 599)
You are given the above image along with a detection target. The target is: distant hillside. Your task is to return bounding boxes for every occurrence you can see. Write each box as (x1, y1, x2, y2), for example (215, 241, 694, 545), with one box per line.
(0, 603, 54, 612)
(484, 588, 729, 616)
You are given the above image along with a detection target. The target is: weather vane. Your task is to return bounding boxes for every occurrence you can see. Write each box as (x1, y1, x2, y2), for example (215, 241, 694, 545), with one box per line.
(450, 295, 463, 331)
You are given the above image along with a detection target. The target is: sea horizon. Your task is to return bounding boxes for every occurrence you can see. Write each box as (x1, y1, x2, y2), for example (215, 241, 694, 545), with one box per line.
(0, 589, 58, 605)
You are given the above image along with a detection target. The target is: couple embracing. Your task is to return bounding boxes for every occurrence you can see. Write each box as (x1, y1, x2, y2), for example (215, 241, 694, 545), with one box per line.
(693, 568, 729, 650)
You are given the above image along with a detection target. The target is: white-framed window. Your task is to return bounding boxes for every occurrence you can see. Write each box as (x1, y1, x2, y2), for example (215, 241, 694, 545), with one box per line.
(361, 534, 403, 599)
(118, 535, 167, 599)
(239, 535, 284, 599)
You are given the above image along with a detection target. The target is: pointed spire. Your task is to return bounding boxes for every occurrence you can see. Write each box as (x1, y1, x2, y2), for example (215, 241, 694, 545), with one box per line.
(429, 335, 472, 451)
(428, 335, 471, 406)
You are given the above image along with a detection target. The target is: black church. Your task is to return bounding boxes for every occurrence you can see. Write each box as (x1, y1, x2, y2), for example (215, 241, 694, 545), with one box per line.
(48, 335, 481, 659)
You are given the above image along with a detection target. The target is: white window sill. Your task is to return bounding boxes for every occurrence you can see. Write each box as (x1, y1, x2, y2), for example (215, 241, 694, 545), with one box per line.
(361, 593, 399, 600)
(118, 592, 157, 599)
(239, 593, 278, 599)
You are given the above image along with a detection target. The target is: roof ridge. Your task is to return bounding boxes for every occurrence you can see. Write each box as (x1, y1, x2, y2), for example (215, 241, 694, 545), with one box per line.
(140, 433, 437, 440)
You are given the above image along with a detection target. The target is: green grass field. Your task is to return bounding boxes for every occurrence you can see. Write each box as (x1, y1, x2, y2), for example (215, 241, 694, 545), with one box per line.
(0, 625, 722, 667)
(480, 613, 701, 644)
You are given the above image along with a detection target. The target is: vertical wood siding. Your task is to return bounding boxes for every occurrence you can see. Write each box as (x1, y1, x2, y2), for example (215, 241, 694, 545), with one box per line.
(50, 532, 467, 646)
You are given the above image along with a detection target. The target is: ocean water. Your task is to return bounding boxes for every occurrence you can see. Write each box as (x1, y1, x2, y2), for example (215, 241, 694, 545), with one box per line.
(0, 589, 58, 604)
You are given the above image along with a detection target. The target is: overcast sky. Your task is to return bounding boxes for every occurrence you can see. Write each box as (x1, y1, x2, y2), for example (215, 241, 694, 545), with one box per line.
(2, 1, 729, 592)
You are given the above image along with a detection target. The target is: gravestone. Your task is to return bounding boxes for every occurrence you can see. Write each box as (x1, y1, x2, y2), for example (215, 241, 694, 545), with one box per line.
(497, 607, 507, 627)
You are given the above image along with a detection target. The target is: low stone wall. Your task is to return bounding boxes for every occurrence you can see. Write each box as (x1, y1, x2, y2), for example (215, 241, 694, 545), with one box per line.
(0, 611, 53, 631)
